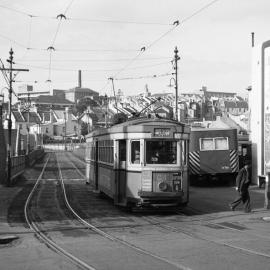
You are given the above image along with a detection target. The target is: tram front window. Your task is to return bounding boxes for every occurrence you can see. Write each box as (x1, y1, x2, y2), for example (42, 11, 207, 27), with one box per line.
(146, 141, 177, 164)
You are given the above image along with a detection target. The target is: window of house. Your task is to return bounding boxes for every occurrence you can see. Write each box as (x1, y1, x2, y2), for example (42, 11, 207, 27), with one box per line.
(46, 128, 48, 133)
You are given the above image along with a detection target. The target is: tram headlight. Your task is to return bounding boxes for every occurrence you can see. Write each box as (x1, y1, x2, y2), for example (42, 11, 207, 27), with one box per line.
(158, 182, 168, 192)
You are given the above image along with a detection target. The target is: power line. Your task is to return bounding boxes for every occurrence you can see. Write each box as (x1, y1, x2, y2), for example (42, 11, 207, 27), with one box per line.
(16, 56, 171, 62)
(0, 4, 170, 25)
(15, 60, 170, 72)
(115, 72, 173, 81)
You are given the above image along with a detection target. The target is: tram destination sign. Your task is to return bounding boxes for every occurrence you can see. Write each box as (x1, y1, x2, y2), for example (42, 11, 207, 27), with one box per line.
(153, 128, 170, 137)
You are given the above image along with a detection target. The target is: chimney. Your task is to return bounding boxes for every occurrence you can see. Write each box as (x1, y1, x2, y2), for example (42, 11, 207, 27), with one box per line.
(78, 70, 82, 88)
(251, 32, 254, 47)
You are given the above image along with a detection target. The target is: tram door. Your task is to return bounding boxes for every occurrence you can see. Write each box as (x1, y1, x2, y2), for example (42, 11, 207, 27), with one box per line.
(115, 140, 127, 204)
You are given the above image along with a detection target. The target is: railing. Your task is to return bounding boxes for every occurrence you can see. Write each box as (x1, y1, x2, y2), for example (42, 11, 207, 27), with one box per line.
(9, 148, 45, 183)
(10, 155, 25, 180)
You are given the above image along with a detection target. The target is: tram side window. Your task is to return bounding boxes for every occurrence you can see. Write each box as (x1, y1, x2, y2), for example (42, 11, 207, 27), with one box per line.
(181, 140, 187, 166)
(119, 140, 126, 161)
(131, 141, 140, 164)
(98, 140, 113, 163)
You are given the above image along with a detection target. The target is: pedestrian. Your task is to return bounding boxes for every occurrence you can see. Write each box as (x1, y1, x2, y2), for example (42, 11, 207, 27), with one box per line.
(229, 161, 252, 213)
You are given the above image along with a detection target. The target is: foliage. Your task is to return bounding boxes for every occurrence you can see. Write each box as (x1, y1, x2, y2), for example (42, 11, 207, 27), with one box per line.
(76, 97, 99, 115)
(112, 113, 128, 125)
(81, 122, 89, 136)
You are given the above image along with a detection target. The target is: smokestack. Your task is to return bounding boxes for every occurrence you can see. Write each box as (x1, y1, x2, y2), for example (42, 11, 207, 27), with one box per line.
(78, 70, 82, 88)
(251, 32, 254, 47)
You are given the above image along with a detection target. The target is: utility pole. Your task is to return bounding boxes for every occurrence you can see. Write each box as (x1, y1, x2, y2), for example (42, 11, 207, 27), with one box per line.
(26, 87, 31, 155)
(174, 46, 180, 121)
(0, 48, 29, 186)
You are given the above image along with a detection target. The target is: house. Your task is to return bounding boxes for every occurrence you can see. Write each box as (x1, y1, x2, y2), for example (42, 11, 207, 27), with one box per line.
(40, 108, 80, 139)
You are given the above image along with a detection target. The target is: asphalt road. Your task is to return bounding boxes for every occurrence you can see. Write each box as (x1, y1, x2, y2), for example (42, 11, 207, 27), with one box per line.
(0, 150, 269, 270)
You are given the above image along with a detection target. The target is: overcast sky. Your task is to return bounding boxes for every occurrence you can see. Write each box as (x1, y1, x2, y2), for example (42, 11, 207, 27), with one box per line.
(1, 0, 270, 99)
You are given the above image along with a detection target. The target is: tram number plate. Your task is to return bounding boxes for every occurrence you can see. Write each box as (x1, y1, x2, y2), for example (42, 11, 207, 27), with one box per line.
(154, 128, 170, 137)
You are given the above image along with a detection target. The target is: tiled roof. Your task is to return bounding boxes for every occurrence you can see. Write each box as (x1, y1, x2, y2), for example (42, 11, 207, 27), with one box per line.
(224, 101, 248, 109)
(13, 111, 25, 122)
(21, 112, 41, 123)
(33, 95, 74, 105)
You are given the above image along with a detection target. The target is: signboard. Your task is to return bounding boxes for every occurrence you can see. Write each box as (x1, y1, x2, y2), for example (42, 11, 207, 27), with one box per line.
(153, 128, 170, 137)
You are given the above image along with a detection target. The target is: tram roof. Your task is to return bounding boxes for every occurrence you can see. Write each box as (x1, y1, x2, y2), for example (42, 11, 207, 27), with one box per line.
(86, 117, 189, 138)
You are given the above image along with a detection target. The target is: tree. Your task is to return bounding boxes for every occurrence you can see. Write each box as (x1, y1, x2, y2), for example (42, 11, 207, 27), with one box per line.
(81, 122, 89, 136)
(112, 113, 128, 125)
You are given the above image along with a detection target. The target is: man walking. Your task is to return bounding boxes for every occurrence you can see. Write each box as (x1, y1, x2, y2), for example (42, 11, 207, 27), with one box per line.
(229, 161, 251, 213)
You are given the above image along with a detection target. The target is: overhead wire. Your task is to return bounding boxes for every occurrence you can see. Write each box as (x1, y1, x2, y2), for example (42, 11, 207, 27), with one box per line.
(101, 0, 220, 94)
(47, 0, 75, 82)
(0, 0, 220, 92)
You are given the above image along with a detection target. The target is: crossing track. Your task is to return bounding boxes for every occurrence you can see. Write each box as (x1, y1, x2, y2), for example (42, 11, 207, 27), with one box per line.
(139, 208, 270, 260)
(24, 151, 192, 270)
(24, 151, 270, 270)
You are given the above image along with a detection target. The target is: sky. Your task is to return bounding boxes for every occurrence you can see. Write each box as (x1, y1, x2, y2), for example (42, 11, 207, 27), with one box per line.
(1, 0, 270, 99)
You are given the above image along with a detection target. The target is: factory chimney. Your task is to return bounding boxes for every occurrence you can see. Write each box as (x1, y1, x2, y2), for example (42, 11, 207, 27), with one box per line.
(78, 70, 82, 88)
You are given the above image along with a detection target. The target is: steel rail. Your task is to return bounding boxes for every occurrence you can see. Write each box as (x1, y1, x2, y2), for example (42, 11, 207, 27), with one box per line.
(24, 153, 97, 270)
(141, 213, 270, 259)
(56, 152, 191, 270)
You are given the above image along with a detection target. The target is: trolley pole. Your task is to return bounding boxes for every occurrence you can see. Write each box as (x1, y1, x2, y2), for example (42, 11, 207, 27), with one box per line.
(174, 47, 180, 122)
(108, 77, 118, 113)
(0, 48, 29, 186)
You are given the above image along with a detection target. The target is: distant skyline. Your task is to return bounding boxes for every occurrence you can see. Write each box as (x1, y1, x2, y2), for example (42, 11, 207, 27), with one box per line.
(1, 0, 270, 99)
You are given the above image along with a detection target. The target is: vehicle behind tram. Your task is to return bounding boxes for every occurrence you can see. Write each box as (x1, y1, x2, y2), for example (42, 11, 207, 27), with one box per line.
(189, 128, 239, 183)
(85, 117, 190, 208)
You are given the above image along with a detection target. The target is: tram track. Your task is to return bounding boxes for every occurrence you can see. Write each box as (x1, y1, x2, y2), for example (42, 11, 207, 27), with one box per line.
(56, 152, 192, 270)
(24, 150, 270, 270)
(139, 210, 270, 260)
(24, 152, 191, 270)
(24, 153, 97, 270)
(56, 151, 270, 264)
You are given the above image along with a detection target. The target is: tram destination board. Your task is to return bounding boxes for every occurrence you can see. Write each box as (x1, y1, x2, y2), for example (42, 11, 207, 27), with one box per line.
(153, 128, 170, 137)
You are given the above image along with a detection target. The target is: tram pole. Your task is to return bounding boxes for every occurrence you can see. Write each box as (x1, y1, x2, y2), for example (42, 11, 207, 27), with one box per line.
(1, 48, 29, 186)
(174, 47, 180, 122)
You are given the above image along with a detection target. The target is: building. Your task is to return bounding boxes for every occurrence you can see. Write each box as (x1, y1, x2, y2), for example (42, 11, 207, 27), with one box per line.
(31, 95, 74, 111)
(65, 70, 99, 103)
(250, 39, 270, 183)
(41, 108, 80, 139)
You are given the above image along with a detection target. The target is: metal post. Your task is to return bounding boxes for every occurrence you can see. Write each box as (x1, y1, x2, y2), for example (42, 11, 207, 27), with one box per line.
(7, 49, 13, 186)
(0, 48, 29, 186)
(174, 47, 180, 122)
(64, 110, 67, 151)
(26, 88, 30, 155)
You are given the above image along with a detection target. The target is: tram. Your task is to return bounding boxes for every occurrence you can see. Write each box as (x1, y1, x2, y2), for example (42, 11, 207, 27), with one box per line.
(189, 128, 239, 183)
(85, 117, 190, 208)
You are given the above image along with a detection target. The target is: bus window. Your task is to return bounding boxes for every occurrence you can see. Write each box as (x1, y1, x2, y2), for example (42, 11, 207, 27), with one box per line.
(200, 138, 214, 151)
(214, 137, 228, 150)
(146, 140, 177, 164)
(131, 141, 140, 164)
